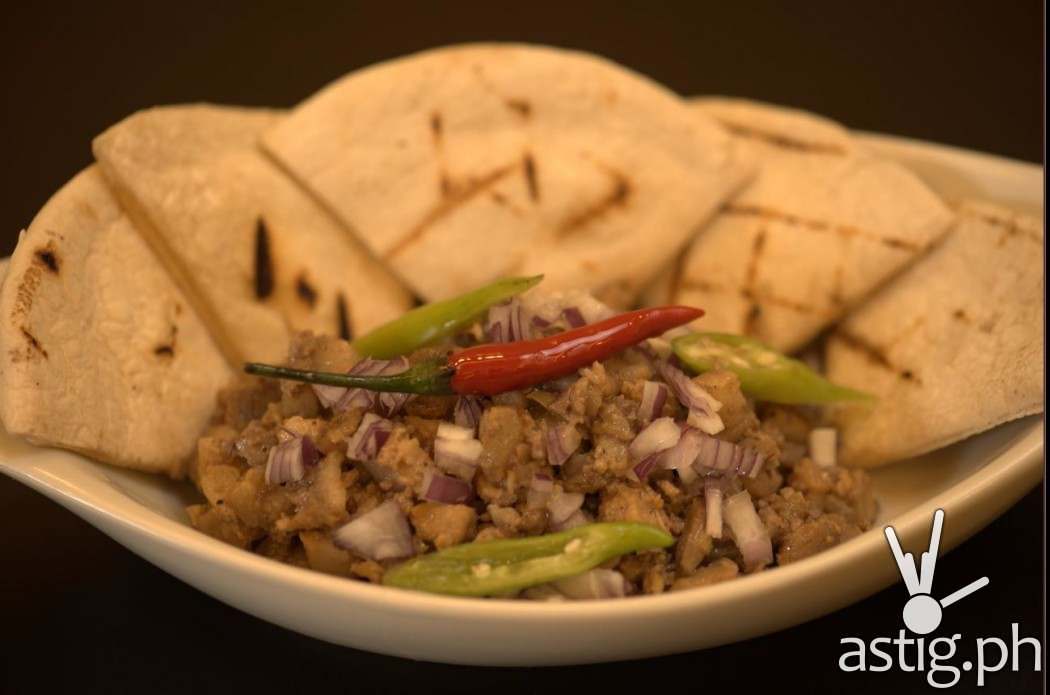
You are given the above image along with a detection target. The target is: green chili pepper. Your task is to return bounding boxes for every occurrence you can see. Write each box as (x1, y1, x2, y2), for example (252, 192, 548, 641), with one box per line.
(672, 332, 873, 405)
(382, 522, 673, 597)
(351, 275, 543, 359)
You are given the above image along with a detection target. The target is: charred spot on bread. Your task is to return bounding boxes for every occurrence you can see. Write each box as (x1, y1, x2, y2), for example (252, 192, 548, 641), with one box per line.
(557, 166, 632, 236)
(254, 218, 275, 300)
(336, 292, 352, 341)
(522, 152, 540, 202)
(34, 247, 59, 273)
(20, 327, 47, 359)
(505, 99, 532, 118)
(296, 273, 318, 307)
(832, 329, 893, 370)
(388, 163, 518, 259)
(153, 323, 178, 358)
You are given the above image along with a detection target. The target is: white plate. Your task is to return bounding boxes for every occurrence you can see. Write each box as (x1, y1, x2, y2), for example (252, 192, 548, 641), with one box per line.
(0, 134, 1043, 666)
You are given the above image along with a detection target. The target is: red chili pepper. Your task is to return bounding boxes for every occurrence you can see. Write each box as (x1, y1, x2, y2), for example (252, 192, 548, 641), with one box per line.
(245, 305, 703, 397)
(449, 306, 702, 395)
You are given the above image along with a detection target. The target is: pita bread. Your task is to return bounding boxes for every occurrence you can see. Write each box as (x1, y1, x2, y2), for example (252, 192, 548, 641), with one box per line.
(263, 44, 750, 306)
(826, 200, 1044, 467)
(0, 167, 232, 477)
(93, 105, 413, 365)
(651, 97, 953, 352)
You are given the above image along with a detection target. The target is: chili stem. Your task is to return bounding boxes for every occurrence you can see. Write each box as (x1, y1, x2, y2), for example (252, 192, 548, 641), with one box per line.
(244, 359, 455, 395)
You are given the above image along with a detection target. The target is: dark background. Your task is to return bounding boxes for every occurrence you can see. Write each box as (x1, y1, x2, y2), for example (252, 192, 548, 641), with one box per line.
(0, 1, 1043, 693)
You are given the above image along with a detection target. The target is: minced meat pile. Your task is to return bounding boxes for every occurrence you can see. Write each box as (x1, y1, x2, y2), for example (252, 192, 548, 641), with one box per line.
(187, 331, 876, 597)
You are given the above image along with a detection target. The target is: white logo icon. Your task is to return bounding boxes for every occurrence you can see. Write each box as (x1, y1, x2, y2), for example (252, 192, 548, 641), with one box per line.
(884, 509, 990, 635)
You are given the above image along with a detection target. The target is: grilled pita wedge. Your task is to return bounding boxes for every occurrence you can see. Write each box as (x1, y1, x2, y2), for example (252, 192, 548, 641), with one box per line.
(93, 105, 413, 365)
(651, 97, 953, 353)
(0, 167, 231, 477)
(263, 44, 751, 306)
(826, 200, 1044, 467)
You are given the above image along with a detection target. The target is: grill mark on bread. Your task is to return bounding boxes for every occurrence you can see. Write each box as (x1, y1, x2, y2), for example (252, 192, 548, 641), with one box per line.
(254, 218, 275, 300)
(13, 267, 41, 319)
(667, 251, 689, 304)
(741, 228, 768, 335)
(488, 191, 526, 217)
(968, 211, 1044, 246)
(505, 99, 532, 118)
(429, 112, 455, 199)
(722, 121, 848, 155)
(831, 329, 920, 384)
(557, 166, 631, 237)
(153, 323, 178, 358)
(429, 112, 443, 142)
(296, 273, 318, 307)
(522, 152, 540, 202)
(679, 278, 818, 314)
(722, 204, 922, 252)
(34, 246, 60, 273)
(831, 330, 893, 369)
(21, 328, 47, 359)
(336, 292, 352, 341)
(387, 163, 518, 259)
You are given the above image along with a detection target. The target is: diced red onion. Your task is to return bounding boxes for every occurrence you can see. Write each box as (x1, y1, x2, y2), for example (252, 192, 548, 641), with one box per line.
(547, 487, 584, 525)
(553, 569, 628, 600)
(692, 433, 765, 479)
(453, 396, 484, 431)
(526, 473, 554, 510)
(312, 383, 348, 409)
(629, 416, 681, 463)
(522, 291, 614, 334)
(486, 299, 529, 343)
(437, 422, 473, 441)
(420, 468, 474, 504)
(659, 362, 725, 435)
(809, 427, 837, 468)
(561, 306, 586, 328)
(633, 452, 664, 480)
(434, 436, 482, 480)
(332, 500, 414, 561)
(335, 357, 413, 416)
(704, 478, 725, 538)
(723, 490, 772, 571)
(545, 423, 581, 467)
(638, 381, 669, 425)
(661, 426, 702, 474)
(550, 508, 591, 532)
(573, 295, 615, 324)
(346, 413, 394, 462)
(638, 337, 670, 363)
(530, 315, 552, 329)
(264, 435, 316, 485)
